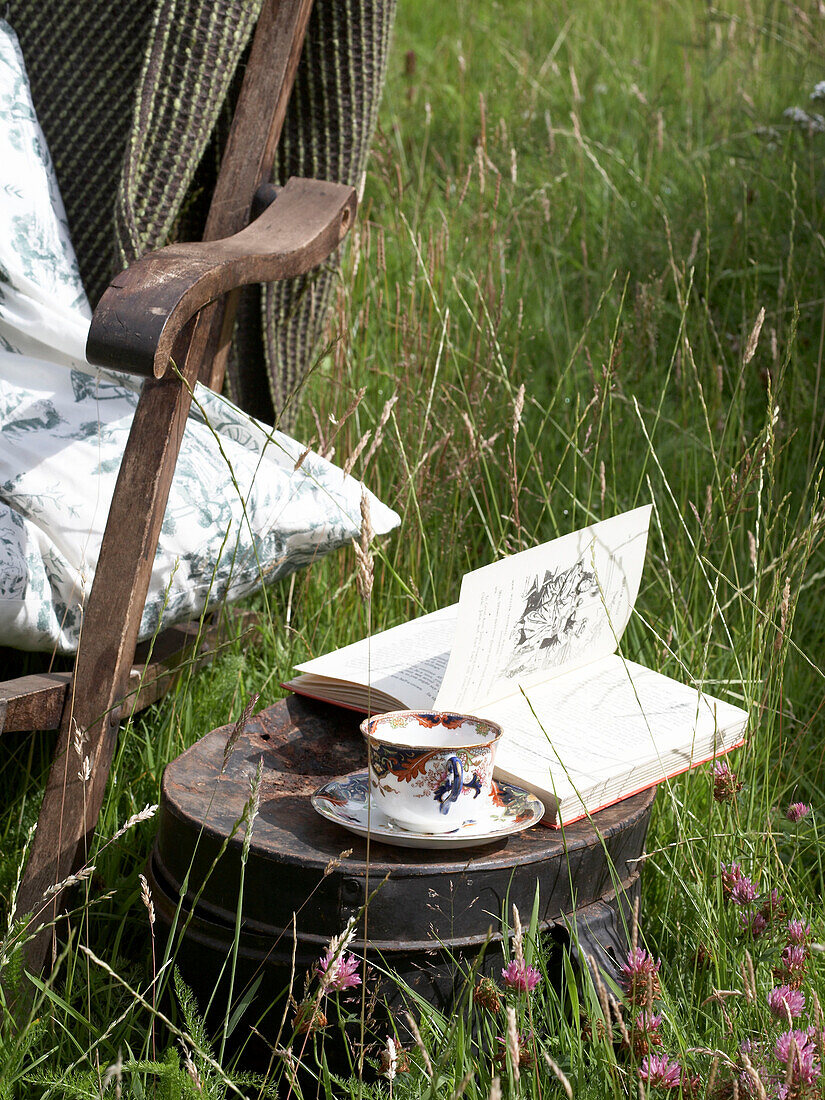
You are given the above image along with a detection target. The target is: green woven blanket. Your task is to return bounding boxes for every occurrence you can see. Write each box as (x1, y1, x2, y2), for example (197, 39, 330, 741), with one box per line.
(8, 0, 395, 425)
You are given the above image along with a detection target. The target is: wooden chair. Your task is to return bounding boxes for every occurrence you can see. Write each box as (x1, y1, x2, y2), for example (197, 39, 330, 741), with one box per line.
(3, 0, 360, 975)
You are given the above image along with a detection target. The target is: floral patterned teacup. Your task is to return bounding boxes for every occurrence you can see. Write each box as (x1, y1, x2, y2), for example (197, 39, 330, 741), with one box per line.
(360, 711, 503, 833)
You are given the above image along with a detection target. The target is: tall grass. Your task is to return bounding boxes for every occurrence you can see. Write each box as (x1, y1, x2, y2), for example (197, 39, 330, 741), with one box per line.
(1, 0, 824, 1095)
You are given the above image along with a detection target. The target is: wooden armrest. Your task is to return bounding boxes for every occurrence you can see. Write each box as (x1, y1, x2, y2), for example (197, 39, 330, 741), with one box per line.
(87, 177, 356, 379)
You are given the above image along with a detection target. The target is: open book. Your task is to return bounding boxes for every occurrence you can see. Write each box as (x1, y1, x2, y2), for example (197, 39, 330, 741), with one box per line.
(284, 507, 748, 825)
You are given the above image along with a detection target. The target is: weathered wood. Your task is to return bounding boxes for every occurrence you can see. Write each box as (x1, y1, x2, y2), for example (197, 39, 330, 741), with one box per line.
(87, 178, 355, 378)
(15, 350, 202, 969)
(197, 0, 315, 390)
(0, 614, 258, 736)
(18, 316, 239, 967)
(14, 0, 353, 979)
(204, 0, 315, 243)
(0, 673, 71, 734)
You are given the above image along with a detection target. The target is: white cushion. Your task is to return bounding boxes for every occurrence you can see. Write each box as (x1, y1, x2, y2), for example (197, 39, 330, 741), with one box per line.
(0, 21, 399, 653)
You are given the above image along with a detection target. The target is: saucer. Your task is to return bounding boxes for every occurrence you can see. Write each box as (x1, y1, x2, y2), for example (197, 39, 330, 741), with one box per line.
(311, 772, 545, 849)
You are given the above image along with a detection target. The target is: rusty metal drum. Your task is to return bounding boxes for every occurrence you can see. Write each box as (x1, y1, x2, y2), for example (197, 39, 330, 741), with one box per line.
(148, 695, 654, 1049)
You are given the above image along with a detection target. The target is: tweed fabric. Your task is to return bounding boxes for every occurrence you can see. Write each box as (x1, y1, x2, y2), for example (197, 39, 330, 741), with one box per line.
(258, 0, 397, 424)
(114, 0, 263, 270)
(5, 0, 396, 424)
(6, 0, 155, 304)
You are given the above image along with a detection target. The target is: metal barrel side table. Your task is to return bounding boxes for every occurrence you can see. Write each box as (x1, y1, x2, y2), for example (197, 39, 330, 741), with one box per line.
(148, 695, 654, 1056)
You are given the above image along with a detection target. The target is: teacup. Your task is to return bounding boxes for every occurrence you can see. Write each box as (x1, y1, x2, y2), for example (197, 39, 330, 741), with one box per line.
(360, 710, 503, 834)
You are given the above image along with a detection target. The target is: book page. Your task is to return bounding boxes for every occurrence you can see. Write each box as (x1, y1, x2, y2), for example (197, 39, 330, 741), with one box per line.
(435, 506, 652, 711)
(476, 653, 748, 819)
(293, 605, 457, 711)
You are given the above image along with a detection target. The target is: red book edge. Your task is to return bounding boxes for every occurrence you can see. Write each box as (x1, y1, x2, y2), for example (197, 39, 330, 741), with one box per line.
(280, 681, 388, 715)
(551, 735, 746, 829)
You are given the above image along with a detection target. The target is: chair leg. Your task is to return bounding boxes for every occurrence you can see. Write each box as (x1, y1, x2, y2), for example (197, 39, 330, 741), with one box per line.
(13, 347, 201, 977)
(11, 0, 335, 979)
(13, 698, 122, 975)
(10, 609, 258, 978)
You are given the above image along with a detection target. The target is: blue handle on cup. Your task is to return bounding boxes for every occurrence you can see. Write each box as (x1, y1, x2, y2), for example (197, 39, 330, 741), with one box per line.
(438, 754, 464, 815)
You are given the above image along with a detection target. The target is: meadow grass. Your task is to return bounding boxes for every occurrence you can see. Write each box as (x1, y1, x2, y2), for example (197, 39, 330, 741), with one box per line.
(1, 0, 824, 1095)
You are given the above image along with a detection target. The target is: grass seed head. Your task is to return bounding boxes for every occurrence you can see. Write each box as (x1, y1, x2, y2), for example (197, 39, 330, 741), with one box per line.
(542, 1052, 573, 1099)
(363, 393, 398, 468)
(512, 383, 525, 439)
(343, 429, 372, 476)
(138, 873, 155, 929)
(242, 757, 263, 860)
(748, 530, 757, 567)
(506, 1006, 521, 1082)
(353, 486, 375, 602)
(42, 864, 95, 899)
(743, 306, 766, 364)
(179, 1041, 203, 1093)
(404, 1011, 434, 1079)
(223, 692, 260, 767)
(72, 719, 87, 759)
(382, 1036, 397, 1080)
(511, 903, 524, 965)
(102, 1051, 123, 1099)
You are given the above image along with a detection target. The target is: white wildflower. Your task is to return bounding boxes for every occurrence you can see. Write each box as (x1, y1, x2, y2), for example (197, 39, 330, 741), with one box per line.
(383, 1036, 397, 1080)
(784, 106, 825, 133)
(784, 106, 809, 124)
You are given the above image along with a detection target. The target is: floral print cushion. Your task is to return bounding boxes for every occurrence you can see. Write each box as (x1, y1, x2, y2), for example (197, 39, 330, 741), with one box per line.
(0, 22, 399, 653)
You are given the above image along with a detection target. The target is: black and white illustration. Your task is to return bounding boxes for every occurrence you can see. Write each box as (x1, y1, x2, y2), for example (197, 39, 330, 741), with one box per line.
(504, 558, 601, 679)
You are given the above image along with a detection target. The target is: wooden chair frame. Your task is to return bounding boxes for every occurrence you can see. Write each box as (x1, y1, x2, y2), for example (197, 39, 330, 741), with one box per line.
(5, 0, 357, 975)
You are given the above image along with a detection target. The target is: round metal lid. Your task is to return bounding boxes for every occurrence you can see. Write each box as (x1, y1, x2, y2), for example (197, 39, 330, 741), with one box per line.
(156, 695, 654, 944)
